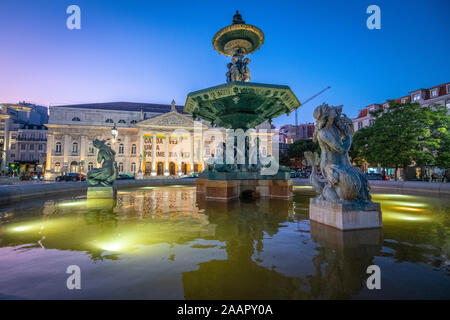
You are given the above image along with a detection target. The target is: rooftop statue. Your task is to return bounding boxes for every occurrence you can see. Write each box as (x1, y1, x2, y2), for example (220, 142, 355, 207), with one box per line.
(305, 103, 371, 203)
(87, 139, 118, 187)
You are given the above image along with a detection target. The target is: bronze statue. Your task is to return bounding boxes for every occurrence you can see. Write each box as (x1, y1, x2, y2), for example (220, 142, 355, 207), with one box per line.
(226, 51, 251, 82)
(87, 139, 118, 186)
(305, 103, 371, 203)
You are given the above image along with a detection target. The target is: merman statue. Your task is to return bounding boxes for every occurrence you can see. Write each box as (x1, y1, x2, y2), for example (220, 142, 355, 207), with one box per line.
(87, 139, 118, 187)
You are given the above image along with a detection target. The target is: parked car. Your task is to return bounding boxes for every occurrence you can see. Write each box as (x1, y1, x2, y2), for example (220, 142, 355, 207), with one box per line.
(117, 173, 135, 180)
(56, 173, 86, 182)
(290, 170, 299, 178)
(365, 173, 383, 180)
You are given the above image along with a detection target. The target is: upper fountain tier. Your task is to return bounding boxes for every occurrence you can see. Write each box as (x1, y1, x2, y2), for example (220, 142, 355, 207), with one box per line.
(184, 11, 301, 130)
(212, 10, 265, 57)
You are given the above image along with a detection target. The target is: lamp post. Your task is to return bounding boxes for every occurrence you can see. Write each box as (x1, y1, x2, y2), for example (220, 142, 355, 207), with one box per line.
(111, 123, 118, 141)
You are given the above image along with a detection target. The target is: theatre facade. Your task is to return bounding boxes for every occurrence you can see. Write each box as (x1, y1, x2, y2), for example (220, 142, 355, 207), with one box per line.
(45, 101, 273, 179)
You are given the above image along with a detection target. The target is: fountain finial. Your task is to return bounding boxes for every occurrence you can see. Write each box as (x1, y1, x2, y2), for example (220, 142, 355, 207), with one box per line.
(232, 10, 245, 25)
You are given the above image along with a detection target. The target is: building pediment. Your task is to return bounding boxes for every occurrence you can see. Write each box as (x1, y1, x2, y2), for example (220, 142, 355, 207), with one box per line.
(136, 111, 204, 130)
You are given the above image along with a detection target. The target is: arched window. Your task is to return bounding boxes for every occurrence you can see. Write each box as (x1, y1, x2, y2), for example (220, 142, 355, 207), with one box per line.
(118, 162, 123, 172)
(55, 142, 62, 153)
(70, 161, 78, 173)
(119, 144, 124, 154)
(105, 119, 114, 123)
(72, 142, 78, 154)
(88, 145, 94, 154)
(72, 117, 81, 121)
(131, 144, 136, 155)
(130, 120, 137, 124)
(55, 162, 61, 173)
(88, 162, 94, 171)
(118, 120, 126, 124)
(131, 162, 136, 172)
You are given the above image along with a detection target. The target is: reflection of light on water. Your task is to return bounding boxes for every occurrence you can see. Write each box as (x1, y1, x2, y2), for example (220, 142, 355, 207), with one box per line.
(373, 194, 415, 200)
(392, 206, 424, 212)
(293, 186, 313, 189)
(383, 211, 430, 222)
(59, 201, 87, 207)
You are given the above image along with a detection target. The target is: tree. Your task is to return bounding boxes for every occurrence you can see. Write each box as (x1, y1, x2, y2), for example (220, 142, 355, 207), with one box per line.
(287, 139, 319, 168)
(353, 101, 449, 180)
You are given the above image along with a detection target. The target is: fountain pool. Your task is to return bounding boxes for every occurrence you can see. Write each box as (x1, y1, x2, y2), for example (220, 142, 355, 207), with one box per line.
(0, 186, 449, 299)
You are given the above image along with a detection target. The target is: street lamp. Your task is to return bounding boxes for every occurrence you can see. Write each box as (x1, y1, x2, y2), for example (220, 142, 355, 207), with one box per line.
(111, 123, 118, 140)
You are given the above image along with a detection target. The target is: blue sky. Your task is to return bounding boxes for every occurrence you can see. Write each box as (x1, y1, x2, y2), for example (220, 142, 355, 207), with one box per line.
(0, 0, 449, 127)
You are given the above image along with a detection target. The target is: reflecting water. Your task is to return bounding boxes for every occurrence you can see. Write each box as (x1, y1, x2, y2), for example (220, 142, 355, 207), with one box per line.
(0, 187, 449, 299)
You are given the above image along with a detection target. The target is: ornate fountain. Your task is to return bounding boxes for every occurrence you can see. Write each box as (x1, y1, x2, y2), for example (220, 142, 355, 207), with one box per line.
(184, 11, 301, 201)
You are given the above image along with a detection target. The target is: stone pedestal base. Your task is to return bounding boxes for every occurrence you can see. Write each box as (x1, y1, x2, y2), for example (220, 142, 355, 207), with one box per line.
(196, 178, 292, 201)
(309, 198, 382, 231)
(87, 186, 117, 199)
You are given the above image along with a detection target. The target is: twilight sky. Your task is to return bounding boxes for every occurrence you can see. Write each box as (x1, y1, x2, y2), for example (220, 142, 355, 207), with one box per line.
(1, 0, 449, 127)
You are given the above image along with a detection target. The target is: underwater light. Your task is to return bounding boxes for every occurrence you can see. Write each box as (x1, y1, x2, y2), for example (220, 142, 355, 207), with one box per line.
(12, 226, 31, 232)
(99, 242, 124, 252)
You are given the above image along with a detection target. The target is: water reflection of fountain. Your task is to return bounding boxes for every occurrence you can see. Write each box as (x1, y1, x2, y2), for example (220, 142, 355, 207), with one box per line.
(308, 222, 382, 299)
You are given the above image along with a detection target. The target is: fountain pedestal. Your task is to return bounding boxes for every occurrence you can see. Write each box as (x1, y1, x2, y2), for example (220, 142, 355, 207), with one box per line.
(196, 172, 292, 201)
(309, 198, 382, 231)
(87, 186, 117, 199)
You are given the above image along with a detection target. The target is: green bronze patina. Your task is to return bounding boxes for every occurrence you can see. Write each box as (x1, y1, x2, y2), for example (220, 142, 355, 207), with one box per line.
(185, 82, 300, 129)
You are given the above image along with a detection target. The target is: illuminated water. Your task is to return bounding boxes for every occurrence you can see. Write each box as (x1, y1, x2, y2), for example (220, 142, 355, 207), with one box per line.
(0, 186, 449, 299)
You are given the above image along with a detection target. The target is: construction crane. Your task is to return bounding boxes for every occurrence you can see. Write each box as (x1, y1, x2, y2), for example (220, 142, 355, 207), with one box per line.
(295, 86, 331, 126)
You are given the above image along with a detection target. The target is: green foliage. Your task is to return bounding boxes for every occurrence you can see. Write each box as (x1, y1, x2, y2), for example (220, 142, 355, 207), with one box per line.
(353, 101, 450, 177)
(287, 139, 319, 159)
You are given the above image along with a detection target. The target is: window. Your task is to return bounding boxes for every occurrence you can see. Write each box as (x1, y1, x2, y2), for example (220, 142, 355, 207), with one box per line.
(72, 117, 81, 121)
(358, 122, 363, 130)
(38, 144, 43, 151)
(205, 146, 210, 156)
(10, 144, 15, 150)
(55, 162, 61, 173)
(88, 162, 94, 171)
(131, 162, 136, 172)
(72, 142, 78, 154)
(105, 119, 114, 123)
(70, 161, 78, 173)
(118, 120, 126, 124)
(412, 93, 421, 102)
(30, 144, 34, 150)
(119, 144, 124, 154)
(21, 144, 26, 150)
(131, 120, 137, 124)
(430, 89, 438, 98)
(88, 145, 94, 154)
(118, 162, 123, 172)
(55, 142, 62, 153)
(131, 144, 136, 155)
(369, 119, 374, 126)
(447, 85, 450, 94)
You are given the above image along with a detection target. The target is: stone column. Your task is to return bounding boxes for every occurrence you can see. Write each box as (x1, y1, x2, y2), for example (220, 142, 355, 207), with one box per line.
(151, 132, 156, 176)
(45, 133, 54, 171)
(80, 135, 86, 173)
(177, 133, 182, 176)
(164, 132, 169, 176)
(190, 133, 194, 173)
(63, 134, 71, 173)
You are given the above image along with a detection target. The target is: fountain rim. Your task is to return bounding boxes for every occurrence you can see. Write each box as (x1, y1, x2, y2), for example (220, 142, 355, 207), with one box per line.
(212, 23, 265, 56)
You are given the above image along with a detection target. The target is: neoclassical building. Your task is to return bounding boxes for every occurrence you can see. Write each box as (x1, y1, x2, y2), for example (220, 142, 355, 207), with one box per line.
(45, 101, 273, 179)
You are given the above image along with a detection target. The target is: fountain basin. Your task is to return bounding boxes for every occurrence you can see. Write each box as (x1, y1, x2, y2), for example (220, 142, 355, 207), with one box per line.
(184, 82, 301, 129)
